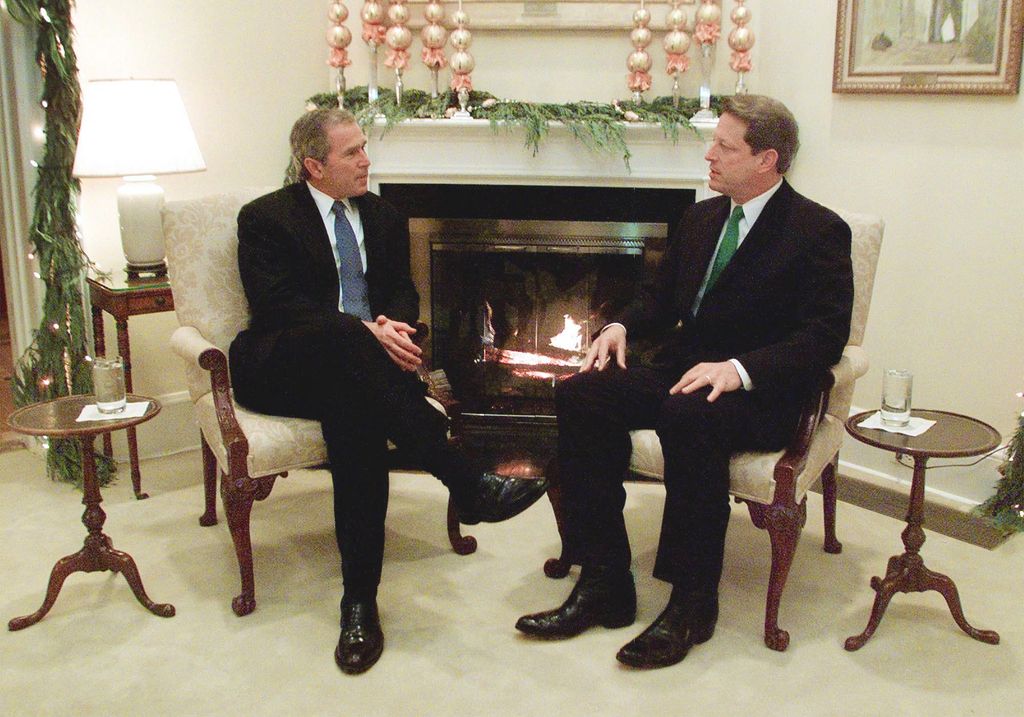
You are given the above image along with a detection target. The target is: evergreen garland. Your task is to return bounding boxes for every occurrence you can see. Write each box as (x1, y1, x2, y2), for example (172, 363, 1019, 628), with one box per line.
(306, 87, 720, 168)
(978, 408, 1024, 534)
(5, 0, 113, 486)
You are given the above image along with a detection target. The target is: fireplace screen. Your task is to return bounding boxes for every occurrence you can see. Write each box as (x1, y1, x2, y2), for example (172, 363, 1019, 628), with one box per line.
(424, 219, 660, 416)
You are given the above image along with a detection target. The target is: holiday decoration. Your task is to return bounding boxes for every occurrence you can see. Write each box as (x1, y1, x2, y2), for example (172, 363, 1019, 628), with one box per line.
(693, 0, 721, 119)
(420, 1, 448, 99)
(326, 1, 353, 107)
(979, 389, 1024, 534)
(627, 2, 653, 101)
(449, 1, 474, 117)
(384, 0, 412, 105)
(664, 1, 693, 108)
(360, 0, 386, 102)
(307, 87, 717, 168)
(4, 0, 114, 486)
(728, 0, 754, 94)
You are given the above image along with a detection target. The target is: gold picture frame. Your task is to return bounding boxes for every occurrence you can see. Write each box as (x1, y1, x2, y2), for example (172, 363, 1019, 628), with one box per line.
(833, 0, 1024, 94)
(405, 1, 648, 32)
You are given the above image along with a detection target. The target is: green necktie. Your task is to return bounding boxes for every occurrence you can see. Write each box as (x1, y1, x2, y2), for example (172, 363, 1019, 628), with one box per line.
(705, 204, 744, 292)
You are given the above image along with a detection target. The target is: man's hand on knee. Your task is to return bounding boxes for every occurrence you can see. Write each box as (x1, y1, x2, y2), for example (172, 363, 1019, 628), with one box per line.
(366, 315, 422, 371)
(671, 361, 741, 402)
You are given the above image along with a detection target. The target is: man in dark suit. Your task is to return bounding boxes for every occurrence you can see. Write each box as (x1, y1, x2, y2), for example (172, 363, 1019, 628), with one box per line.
(229, 108, 547, 674)
(516, 95, 854, 669)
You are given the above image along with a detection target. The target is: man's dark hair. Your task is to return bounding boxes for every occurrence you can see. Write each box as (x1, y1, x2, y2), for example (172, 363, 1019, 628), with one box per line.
(720, 95, 800, 173)
(289, 108, 357, 181)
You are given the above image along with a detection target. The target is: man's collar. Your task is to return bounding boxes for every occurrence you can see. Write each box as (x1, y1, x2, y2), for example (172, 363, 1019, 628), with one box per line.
(306, 182, 352, 217)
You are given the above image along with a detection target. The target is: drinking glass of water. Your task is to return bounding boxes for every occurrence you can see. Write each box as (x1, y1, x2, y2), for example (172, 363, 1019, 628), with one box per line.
(881, 368, 912, 427)
(92, 356, 127, 414)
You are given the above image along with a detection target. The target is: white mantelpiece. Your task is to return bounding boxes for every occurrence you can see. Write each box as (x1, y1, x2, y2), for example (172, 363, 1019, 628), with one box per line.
(367, 118, 716, 197)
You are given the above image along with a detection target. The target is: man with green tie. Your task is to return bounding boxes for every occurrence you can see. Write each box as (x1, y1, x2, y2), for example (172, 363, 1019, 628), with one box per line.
(516, 95, 854, 669)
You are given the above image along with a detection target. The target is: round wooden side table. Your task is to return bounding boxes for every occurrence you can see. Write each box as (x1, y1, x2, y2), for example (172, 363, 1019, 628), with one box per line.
(7, 394, 175, 631)
(843, 409, 1001, 650)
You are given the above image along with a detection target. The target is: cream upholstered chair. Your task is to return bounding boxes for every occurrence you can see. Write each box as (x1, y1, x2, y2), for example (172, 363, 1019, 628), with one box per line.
(543, 209, 883, 651)
(162, 190, 475, 617)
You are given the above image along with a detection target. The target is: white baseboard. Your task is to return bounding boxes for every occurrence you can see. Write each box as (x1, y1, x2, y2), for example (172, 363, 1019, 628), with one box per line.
(106, 390, 201, 461)
(840, 404, 1003, 509)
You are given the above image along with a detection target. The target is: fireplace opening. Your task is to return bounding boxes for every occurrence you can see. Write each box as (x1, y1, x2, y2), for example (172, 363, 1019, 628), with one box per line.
(425, 219, 651, 417)
(380, 182, 694, 468)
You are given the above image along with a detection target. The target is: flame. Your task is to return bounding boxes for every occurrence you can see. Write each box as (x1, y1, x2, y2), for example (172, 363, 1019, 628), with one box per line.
(549, 314, 583, 353)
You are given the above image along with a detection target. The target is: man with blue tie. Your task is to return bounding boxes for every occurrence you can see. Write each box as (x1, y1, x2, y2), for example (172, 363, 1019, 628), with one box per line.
(229, 108, 547, 674)
(516, 95, 854, 669)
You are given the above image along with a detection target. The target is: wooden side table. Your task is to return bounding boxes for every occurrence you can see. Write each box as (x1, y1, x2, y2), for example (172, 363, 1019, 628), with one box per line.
(7, 394, 174, 630)
(88, 274, 174, 499)
(843, 409, 1001, 650)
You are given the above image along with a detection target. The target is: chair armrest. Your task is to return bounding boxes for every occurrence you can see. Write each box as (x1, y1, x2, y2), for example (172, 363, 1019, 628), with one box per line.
(170, 326, 251, 477)
(831, 345, 868, 389)
(772, 368, 836, 502)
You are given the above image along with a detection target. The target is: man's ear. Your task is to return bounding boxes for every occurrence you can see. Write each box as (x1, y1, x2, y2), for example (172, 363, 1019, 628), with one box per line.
(757, 148, 780, 174)
(303, 157, 323, 180)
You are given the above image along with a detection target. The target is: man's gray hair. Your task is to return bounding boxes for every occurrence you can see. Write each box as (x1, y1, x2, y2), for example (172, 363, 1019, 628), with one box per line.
(720, 95, 800, 174)
(289, 107, 357, 181)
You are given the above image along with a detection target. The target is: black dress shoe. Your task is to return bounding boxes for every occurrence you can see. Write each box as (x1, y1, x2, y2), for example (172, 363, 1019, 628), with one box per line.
(334, 600, 384, 674)
(615, 591, 718, 669)
(455, 472, 548, 526)
(516, 567, 636, 638)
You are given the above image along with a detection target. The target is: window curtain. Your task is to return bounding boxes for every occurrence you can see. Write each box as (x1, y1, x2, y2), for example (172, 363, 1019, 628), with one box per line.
(0, 11, 44, 356)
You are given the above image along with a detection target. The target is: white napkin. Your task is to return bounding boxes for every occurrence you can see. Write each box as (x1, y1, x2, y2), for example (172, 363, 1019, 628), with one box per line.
(76, 401, 150, 422)
(857, 411, 935, 437)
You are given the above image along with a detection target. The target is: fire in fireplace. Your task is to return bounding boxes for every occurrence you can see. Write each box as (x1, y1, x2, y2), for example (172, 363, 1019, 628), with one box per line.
(419, 218, 660, 417)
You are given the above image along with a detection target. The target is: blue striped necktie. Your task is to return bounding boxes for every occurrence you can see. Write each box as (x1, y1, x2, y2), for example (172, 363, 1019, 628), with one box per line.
(332, 200, 372, 321)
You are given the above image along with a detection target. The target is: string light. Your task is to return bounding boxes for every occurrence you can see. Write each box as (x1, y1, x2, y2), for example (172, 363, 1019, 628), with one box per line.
(38, 7, 51, 23)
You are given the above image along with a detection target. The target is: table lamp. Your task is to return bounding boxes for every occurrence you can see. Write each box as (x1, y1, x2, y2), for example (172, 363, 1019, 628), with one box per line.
(73, 79, 205, 279)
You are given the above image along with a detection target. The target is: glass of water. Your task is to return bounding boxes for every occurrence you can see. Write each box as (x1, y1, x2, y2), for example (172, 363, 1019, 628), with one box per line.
(881, 368, 912, 427)
(92, 356, 127, 414)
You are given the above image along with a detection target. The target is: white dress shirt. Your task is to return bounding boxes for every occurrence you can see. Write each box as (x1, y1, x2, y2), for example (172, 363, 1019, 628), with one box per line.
(307, 182, 367, 313)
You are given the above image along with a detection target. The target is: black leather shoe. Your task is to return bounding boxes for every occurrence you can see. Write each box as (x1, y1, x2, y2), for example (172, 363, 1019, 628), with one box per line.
(334, 600, 384, 674)
(516, 567, 636, 638)
(615, 591, 718, 669)
(455, 472, 548, 526)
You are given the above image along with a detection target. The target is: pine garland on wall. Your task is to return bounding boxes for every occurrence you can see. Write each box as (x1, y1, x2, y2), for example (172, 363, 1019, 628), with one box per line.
(306, 86, 720, 168)
(978, 404, 1024, 534)
(5, 0, 111, 485)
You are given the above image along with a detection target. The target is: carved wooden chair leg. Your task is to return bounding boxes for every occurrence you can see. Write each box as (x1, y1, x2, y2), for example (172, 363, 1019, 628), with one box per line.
(820, 456, 843, 554)
(542, 463, 574, 578)
(758, 500, 806, 652)
(222, 480, 258, 617)
(199, 434, 218, 527)
(446, 499, 478, 555)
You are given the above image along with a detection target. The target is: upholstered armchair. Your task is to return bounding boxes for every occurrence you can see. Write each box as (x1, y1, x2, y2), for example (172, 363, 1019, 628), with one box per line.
(162, 190, 475, 617)
(543, 209, 884, 651)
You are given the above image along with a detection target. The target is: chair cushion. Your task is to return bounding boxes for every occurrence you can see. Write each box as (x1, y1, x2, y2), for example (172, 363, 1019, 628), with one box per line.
(195, 393, 449, 478)
(628, 414, 844, 505)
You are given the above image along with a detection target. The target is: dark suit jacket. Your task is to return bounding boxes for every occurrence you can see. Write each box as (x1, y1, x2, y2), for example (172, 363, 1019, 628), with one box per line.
(230, 182, 419, 382)
(618, 180, 854, 402)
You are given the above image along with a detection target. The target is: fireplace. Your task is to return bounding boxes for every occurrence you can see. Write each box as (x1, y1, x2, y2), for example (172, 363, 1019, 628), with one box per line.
(380, 182, 692, 462)
(368, 119, 713, 464)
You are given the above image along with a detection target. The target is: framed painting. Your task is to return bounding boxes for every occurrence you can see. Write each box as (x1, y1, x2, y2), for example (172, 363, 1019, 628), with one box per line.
(833, 0, 1024, 94)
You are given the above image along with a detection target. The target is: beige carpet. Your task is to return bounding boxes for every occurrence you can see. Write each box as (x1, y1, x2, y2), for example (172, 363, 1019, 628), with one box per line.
(2, 447, 1022, 716)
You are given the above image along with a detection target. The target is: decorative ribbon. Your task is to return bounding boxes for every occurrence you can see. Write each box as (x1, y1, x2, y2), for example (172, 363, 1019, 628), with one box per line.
(666, 54, 690, 74)
(384, 48, 409, 70)
(362, 24, 386, 44)
(694, 23, 721, 45)
(627, 71, 652, 92)
(729, 50, 752, 72)
(450, 73, 473, 91)
(328, 48, 352, 68)
(421, 47, 447, 69)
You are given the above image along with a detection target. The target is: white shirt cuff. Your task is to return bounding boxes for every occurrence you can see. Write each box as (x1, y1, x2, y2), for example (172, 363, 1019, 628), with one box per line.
(729, 358, 753, 391)
(601, 322, 626, 336)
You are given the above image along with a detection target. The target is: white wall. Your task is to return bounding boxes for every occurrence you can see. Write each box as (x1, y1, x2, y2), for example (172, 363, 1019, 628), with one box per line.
(69, 0, 1023, 446)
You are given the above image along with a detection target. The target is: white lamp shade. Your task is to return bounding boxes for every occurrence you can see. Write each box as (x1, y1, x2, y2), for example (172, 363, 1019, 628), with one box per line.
(73, 79, 206, 177)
